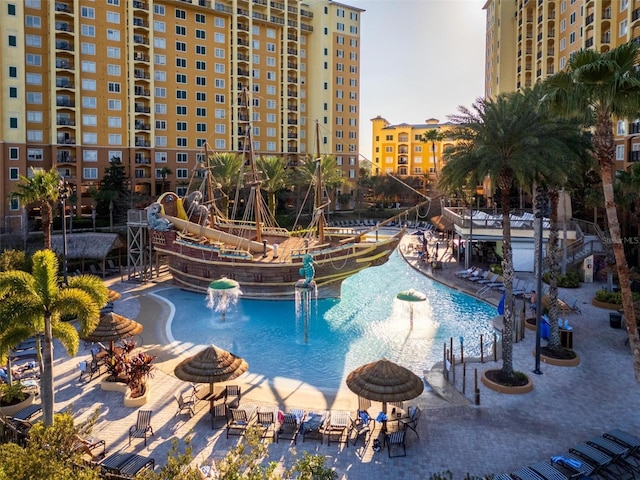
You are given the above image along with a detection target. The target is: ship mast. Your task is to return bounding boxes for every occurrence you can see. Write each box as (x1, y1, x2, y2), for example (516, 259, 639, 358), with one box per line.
(315, 120, 326, 244)
(241, 89, 263, 243)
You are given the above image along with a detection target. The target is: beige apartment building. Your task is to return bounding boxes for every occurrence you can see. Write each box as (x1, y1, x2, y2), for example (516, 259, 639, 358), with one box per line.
(483, 0, 640, 172)
(0, 0, 362, 232)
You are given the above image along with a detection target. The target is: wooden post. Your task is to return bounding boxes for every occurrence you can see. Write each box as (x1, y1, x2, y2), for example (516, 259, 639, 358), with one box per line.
(480, 334, 484, 363)
(462, 362, 466, 394)
(474, 369, 480, 405)
(450, 337, 454, 365)
(493, 333, 497, 362)
(451, 347, 455, 384)
(460, 336, 464, 364)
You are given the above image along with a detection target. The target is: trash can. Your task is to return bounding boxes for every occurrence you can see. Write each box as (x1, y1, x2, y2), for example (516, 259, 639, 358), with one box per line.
(560, 328, 573, 349)
(609, 312, 622, 329)
(540, 317, 550, 340)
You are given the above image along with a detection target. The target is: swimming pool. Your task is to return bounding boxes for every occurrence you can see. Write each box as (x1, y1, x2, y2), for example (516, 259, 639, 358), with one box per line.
(160, 251, 497, 391)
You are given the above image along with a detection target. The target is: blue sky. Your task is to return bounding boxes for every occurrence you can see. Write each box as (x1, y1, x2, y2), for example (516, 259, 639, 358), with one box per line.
(343, 0, 487, 160)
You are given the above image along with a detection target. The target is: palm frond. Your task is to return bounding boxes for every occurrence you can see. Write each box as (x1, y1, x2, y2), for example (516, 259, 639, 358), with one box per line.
(53, 288, 101, 337)
(66, 275, 108, 309)
(51, 321, 80, 357)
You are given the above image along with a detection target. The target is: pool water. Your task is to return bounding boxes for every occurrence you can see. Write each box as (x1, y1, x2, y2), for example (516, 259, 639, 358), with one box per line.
(161, 251, 497, 391)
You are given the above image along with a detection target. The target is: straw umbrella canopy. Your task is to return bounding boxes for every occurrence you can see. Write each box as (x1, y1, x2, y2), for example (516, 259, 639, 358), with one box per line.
(346, 358, 424, 414)
(107, 289, 121, 302)
(81, 312, 143, 352)
(174, 344, 248, 396)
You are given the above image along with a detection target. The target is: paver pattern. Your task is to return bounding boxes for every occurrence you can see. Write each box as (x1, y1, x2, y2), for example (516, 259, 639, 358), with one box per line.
(42, 231, 640, 479)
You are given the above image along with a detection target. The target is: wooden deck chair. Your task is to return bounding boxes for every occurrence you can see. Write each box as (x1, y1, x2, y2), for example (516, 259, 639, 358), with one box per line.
(256, 411, 277, 442)
(223, 385, 241, 408)
(128, 410, 154, 446)
(226, 407, 254, 438)
(174, 392, 195, 417)
(351, 410, 374, 447)
(385, 430, 407, 458)
(325, 410, 351, 446)
(399, 406, 422, 438)
(210, 402, 228, 429)
(277, 408, 304, 444)
(301, 410, 327, 444)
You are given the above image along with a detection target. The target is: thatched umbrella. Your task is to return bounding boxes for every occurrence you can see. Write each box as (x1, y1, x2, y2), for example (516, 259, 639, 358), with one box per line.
(107, 289, 121, 302)
(346, 358, 424, 414)
(82, 312, 143, 352)
(174, 344, 248, 396)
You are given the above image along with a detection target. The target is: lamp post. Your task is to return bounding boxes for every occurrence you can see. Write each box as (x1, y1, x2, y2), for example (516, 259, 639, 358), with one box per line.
(533, 186, 546, 375)
(465, 202, 473, 270)
(58, 177, 70, 285)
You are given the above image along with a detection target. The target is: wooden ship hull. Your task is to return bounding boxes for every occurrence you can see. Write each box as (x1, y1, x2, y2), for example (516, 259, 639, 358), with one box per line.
(149, 220, 403, 300)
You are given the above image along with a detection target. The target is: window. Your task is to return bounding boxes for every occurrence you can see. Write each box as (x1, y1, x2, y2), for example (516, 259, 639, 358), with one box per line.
(215, 109, 225, 118)
(82, 79, 96, 91)
(215, 17, 225, 27)
(155, 87, 166, 98)
(196, 60, 206, 70)
(154, 20, 166, 32)
(81, 6, 95, 18)
(81, 25, 95, 37)
(108, 134, 122, 145)
(155, 71, 166, 82)
(27, 111, 42, 122)
(9, 147, 19, 160)
(621, 0, 629, 10)
(175, 9, 186, 19)
(154, 37, 166, 49)
(267, 71, 276, 81)
(196, 123, 207, 132)
(81, 42, 96, 55)
(83, 133, 97, 144)
(215, 48, 224, 58)
(214, 124, 225, 134)
(177, 168, 188, 179)
(27, 92, 42, 104)
(107, 0, 120, 5)
(176, 90, 187, 100)
(617, 120, 626, 135)
(27, 130, 43, 141)
(8, 3, 16, 15)
(156, 103, 167, 114)
(214, 32, 225, 44)
(215, 139, 226, 149)
(176, 73, 187, 83)
(252, 40, 260, 49)
(176, 25, 186, 36)
(267, 57, 276, 67)
(620, 19, 628, 36)
(177, 137, 187, 147)
(26, 0, 41, 7)
(9, 167, 19, 180)
(26, 73, 41, 85)
(107, 12, 120, 23)
(215, 94, 225, 103)
(560, 38, 566, 51)
(156, 136, 167, 146)
(197, 92, 207, 102)
(196, 107, 206, 117)
(9, 117, 18, 129)
(154, 4, 165, 15)
(26, 54, 42, 66)
(155, 54, 166, 65)
(82, 96, 96, 108)
(9, 66, 17, 77)
(267, 85, 276, 95)
(616, 144, 625, 160)
(177, 153, 188, 163)
(176, 41, 187, 52)
(109, 43, 123, 56)
(569, 32, 575, 44)
(155, 120, 166, 130)
(83, 168, 98, 180)
(82, 61, 96, 73)
(196, 13, 205, 24)
(108, 99, 121, 110)
(155, 152, 167, 163)
(83, 150, 98, 162)
(83, 114, 97, 126)
(176, 58, 187, 68)
(8, 35, 17, 47)
(196, 45, 206, 55)
(26, 34, 41, 47)
(9, 196, 19, 211)
(26, 15, 41, 27)
(176, 106, 187, 115)
(266, 113, 276, 123)
(108, 116, 121, 128)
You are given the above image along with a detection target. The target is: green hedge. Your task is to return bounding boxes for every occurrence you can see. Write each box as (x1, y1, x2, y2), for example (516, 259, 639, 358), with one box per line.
(594, 289, 640, 304)
(542, 272, 580, 288)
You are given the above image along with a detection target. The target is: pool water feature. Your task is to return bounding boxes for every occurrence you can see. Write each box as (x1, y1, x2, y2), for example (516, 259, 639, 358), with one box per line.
(161, 251, 497, 391)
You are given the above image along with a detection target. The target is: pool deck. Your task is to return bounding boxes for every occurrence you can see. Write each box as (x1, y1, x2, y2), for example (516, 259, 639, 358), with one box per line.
(45, 230, 640, 478)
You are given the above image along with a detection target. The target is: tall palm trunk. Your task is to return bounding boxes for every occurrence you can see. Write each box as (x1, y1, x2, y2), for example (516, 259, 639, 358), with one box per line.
(42, 313, 54, 425)
(498, 175, 515, 380)
(41, 202, 53, 250)
(596, 113, 640, 380)
(547, 187, 562, 349)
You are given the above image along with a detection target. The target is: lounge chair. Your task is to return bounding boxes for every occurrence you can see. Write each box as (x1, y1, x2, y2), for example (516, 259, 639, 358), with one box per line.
(384, 430, 406, 458)
(277, 408, 304, 444)
(301, 410, 327, 444)
(399, 406, 421, 439)
(226, 406, 256, 438)
(223, 385, 241, 408)
(511, 466, 546, 479)
(351, 410, 375, 447)
(569, 442, 614, 478)
(466, 270, 489, 282)
(325, 410, 351, 447)
(78, 359, 102, 382)
(101, 452, 154, 478)
(210, 402, 228, 429)
(72, 435, 106, 460)
(603, 429, 640, 471)
(476, 273, 499, 285)
(174, 392, 195, 417)
(551, 452, 596, 478)
(585, 436, 637, 478)
(128, 410, 154, 446)
(255, 406, 279, 442)
(455, 266, 476, 277)
(529, 461, 573, 480)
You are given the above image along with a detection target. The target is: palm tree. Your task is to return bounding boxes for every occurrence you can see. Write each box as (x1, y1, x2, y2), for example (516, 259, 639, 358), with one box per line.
(440, 91, 575, 382)
(257, 156, 288, 217)
(294, 155, 350, 214)
(0, 250, 107, 425)
(159, 167, 173, 194)
(14, 168, 62, 249)
(543, 42, 640, 380)
(421, 128, 447, 177)
(208, 152, 243, 217)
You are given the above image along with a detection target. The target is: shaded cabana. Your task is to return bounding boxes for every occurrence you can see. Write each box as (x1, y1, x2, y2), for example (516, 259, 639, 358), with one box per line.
(51, 232, 124, 277)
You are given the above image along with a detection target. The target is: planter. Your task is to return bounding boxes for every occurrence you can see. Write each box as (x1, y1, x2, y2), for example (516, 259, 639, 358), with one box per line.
(0, 392, 35, 417)
(481, 369, 533, 394)
(592, 299, 621, 310)
(532, 349, 581, 367)
(100, 378, 148, 407)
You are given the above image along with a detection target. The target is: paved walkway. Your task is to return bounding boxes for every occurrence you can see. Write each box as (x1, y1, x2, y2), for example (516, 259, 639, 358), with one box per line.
(42, 232, 640, 479)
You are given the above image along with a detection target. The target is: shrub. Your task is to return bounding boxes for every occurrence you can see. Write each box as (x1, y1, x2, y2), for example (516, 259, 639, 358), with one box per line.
(0, 382, 27, 406)
(490, 263, 503, 274)
(595, 289, 640, 304)
(542, 271, 580, 288)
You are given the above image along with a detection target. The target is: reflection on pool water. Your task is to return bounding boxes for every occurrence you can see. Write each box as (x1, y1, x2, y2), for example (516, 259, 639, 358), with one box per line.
(161, 252, 497, 391)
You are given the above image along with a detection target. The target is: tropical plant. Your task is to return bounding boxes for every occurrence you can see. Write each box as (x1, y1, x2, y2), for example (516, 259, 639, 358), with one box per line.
(543, 41, 640, 379)
(208, 152, 243, 216)
(159, 167, 173, 194)
(0, 250, 31, 273)
(293, 155, 350, 213)
(0, 382, 27, 406)
(14, 168, 62, 250)
(257, 156, 289, 217)
(421, 127, 447, 176)
(97, 158, 129, 226)
(440, 90, 576, 382)
(0, 411, 101, 480)
(0, 250, 107, 425)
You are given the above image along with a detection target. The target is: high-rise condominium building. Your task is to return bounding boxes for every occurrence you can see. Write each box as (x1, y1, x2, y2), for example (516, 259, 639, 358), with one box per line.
(0, 0, 362, 231)
(483, 0, 640, 171)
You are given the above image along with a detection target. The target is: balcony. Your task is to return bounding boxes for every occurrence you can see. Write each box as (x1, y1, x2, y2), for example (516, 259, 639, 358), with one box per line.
(56, 117, 75, 126)
(287, 119, 298, 125)
(135, 121, 151, 131)
(237, 68, 250, 77)
(56, 152, 75, 163)
(133, 52, 150, 62)
(135, 104, 151, 113)
(133, 18, 149, 28)
(55, 40, 73, 51)
(287, 62, 298, 69)
(270, 1, 284, 10)
(134, 87, 150, 96)
(287, 90, 298, 97)
(135, 139, 151, 147)
(586, 37, 594, 48)
(56, 98, 74, 107)
(602, 32, 610, 44)
(134, 70, 150, 79)
(236, 23, 249, 32)
(253, 0, 268, 5)
(133, 35, 149, 45)
(287, 48, 298, 55)
(629, 122, 640, 134)
(55, 22, 72, 32)
(629, 151, 640, 162)
(586, 13, 594, 25)
(55, 2, 72, 13)
(57, 136, 76, 145)
(135, 157, 150, 164)
(133, 0, 148, 10)
(56, 59, 74, 70)
(56, 79, 74, 89)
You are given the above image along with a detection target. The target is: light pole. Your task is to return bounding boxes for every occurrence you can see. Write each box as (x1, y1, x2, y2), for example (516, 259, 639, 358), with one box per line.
(58, 177, 70, 285)
(533, 186, 546, 375)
